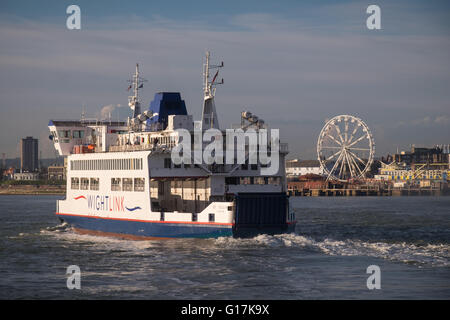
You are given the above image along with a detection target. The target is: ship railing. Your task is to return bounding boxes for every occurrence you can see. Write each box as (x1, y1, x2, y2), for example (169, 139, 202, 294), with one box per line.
(109, 144, 152, 152)
(109, 142, 177, 153)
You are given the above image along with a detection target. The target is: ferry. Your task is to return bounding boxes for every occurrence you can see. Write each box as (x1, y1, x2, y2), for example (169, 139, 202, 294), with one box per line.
(49, 52, 296, 239)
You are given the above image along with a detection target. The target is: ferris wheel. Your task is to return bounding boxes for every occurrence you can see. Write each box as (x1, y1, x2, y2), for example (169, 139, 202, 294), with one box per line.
(317, 115, 375, 182)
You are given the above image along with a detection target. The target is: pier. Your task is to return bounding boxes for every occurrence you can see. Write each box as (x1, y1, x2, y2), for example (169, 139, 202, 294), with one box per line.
(288, 185, 447, 197)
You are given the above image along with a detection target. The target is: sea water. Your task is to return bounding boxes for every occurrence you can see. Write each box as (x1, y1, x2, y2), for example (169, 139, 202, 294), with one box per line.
(0, 195, 448, 299)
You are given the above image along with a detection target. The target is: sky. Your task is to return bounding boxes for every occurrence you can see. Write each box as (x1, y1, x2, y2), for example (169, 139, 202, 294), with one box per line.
(0, 0, 449, 160)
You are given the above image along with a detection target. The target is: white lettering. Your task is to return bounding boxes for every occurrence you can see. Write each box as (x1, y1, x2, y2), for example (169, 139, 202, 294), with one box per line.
(66, 5, 81, 30)
(366, 5, 381, 30)
(66, 265, 81, 289)
(366, 265, 381, 289)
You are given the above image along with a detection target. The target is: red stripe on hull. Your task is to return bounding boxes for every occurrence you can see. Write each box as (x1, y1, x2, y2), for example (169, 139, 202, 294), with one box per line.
(56, 212, 234, 226)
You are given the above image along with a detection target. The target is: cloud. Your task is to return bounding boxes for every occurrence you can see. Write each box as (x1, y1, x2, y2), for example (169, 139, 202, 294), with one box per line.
(434, 115, 450, 125)
(100, 104, 123, 120)
(412, 116, 432, 126)
(396, 115, 450, 127)
(0, 4, 450, 159)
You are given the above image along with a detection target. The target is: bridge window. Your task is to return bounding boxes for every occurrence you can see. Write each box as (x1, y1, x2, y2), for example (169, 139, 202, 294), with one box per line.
(90, 178, 99, 190)
(80, 178, 89, 190)
(134, 178, 145, 192)
(58, 130, 70, 138)
(268, 177, 280, 185)
(71, 177, 79, 190)
(254, 177, 266, 184)
(72, 130, 84, 139)
(111, 178, 121, 191)
(123, 178, 133, 191)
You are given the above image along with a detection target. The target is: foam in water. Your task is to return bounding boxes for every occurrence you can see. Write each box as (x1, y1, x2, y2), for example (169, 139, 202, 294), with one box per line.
(41, 225, 449, 267)
(40, 225, 159, 251)
(215, 233, 450, 267)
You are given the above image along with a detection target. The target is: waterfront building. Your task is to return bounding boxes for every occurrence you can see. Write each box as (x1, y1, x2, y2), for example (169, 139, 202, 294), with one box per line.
(13, 172, 39, 181)
(287, 174, 328, 192)
(48, 165, 66, 181)
(377, 146, 450, 181)
(286, 159, 325, 177)
(20, 136, 39, 172)
(2, 167, 15, 180)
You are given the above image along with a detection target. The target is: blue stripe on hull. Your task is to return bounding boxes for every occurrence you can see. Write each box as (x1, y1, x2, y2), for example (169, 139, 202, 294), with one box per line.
(60, 214, 233, 239)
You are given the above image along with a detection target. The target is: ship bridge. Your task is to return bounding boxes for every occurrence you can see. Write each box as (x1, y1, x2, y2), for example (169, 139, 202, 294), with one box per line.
(48, 119, 127, 156)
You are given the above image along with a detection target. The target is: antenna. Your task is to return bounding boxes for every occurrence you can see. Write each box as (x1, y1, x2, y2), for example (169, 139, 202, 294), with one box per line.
(127, 63, 148, 119)
(203, 51, 224, 99)
(81, 104, 87, 122)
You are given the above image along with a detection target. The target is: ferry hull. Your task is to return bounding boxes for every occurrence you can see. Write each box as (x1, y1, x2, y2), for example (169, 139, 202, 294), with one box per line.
(57, 213, 296, 239)
(232, 192, 296, 238)
(57, 213, 233, 239)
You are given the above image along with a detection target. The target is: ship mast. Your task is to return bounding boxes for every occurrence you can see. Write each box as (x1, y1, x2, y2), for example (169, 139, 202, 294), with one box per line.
(128, 63, 147, 119)
(201, 51, 223, 130)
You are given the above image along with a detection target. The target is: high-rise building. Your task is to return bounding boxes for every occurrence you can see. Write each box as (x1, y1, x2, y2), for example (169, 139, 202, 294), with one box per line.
(20, 136, 39, 172)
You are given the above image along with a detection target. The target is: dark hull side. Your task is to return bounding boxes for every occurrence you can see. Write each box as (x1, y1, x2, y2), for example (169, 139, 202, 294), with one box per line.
(57, 213, 296, 239)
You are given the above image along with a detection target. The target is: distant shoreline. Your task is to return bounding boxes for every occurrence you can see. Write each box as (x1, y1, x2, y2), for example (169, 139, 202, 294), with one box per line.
(0, 184, 65, 195)
(0, 192, 65, 195)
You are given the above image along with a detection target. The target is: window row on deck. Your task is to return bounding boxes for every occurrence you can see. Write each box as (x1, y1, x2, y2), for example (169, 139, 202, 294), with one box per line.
(70, 177, 145, 192)
(70, 158, 143, 171)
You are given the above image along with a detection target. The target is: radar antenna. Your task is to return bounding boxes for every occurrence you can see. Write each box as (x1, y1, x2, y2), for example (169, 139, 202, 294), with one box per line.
(127, 63, 148, 118)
